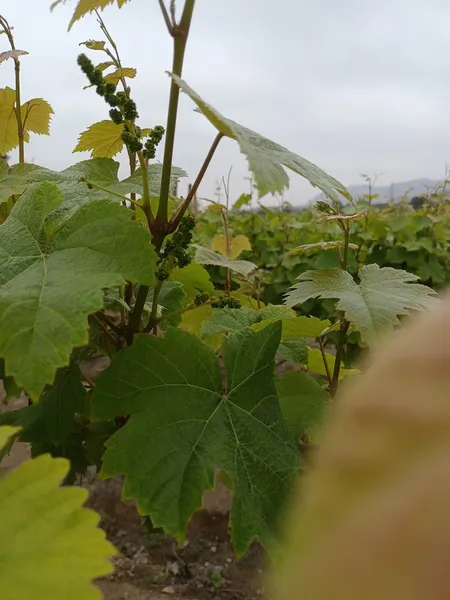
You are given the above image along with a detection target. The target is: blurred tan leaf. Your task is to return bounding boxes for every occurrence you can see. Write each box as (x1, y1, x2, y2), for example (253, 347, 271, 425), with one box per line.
(273, 299, 450, 600)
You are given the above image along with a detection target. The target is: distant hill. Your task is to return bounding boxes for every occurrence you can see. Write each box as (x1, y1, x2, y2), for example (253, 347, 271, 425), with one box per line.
(312, 178, 442, 204)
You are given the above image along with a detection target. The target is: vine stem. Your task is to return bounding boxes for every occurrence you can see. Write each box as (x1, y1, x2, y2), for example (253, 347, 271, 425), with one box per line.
(127, 0, 197, 340)
(94, 311, 123, 337)
(137, 150, 155, 225)
(330, 220, 351, 397)
(146, 279, 163, 334)
(169, 133, 223, 231)
(0, 16, 25, 162)
(91, 314, 121, 349)
(82, 179, 143, 208)
(222, 208, 231, 296)
(318, 336, 332, 390)
(155, 0, 196, 228)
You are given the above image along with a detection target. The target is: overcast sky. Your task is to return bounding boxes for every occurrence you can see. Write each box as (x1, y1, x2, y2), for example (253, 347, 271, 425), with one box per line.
(2, 0, 450, 204)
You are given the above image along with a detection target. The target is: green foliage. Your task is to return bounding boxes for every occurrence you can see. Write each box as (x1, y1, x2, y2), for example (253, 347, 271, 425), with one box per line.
(0, 425, 116, 599)
(0, 0, 440, 572)
(285, 265, 436, 344)
(171, 74, 351, 204)
(276, 371, 328, 437)
(194, 244, 257, 276)
(91, 324, 298, 556)
(0, 180, 156, 399)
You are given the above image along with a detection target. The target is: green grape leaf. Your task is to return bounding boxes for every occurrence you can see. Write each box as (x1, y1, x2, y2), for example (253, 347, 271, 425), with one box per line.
(233, 193, 252, 210)
(200, 307, 260, 337)
(170, 74, 351, 204)
(194, 244, 257, 277)
(91, 324, 298, 556)
(286, 241, 358, 257)
(169, 262, 215, 303)
(113, 163, 187, 198)
(38, 364, 88, 444)
(200, 306, 295, 338)
(277, 339, 308, 364)
(0, 426, 116, 599)
(0, 180, 157, 400)
(285, 265, 436, 343)
(276, 371, 328, 437)
(0, 158, 186, 221)
(0, 364, 88, 448)
(155, 281, 186, 327)
(417, 255, 447, 284)
(280, 316, 332, 339)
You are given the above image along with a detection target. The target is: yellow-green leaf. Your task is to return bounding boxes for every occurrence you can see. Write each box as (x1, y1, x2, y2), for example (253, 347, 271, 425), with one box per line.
(80, 40, 106, 51)
(0, 443, 116, 598)
(95, 60, 115, 71)
(0, 87, 18, 154)
(282, 316, 331, 339)
(51, 0, 131, 30)
(21, 98, 54, 136)
(308, 348, 359, 380)
(139, 127, 153, 137)
(211, 234, 252, 260)
(104, 67, 137, 85)
(0, 425, 21, 453)
(74, 120, 124, 158)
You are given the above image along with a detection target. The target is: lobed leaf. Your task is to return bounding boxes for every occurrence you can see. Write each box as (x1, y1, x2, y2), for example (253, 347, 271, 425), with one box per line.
(0, 87, 21, 155)
(286, 241, 358, 257)
(211, 234, 252, 260)
(91, 324, 299, 556)
(285, 264, 436, 343)
(51, 0, 131, 30)
(169, 262, 215, 303)
(170, 74, 351, 204)
(0, 180, 157, 400)
(73, 120, 124, 158)
(276, 371, 328, 437)
(0, 88, 53, 154)
(104, 67, 137, 85)
(80, 39, 106, 51)
(194, 244, 257, 277)
(21, 98, 54, 135)
(0, 49, 29, 64)
(0, 426, 116, 599)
